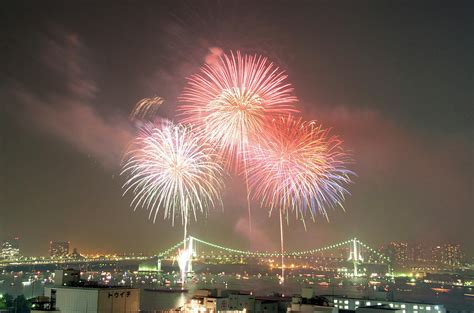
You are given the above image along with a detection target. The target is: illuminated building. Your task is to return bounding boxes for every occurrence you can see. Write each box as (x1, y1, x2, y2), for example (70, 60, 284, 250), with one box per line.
(45, 268, 139, 313)
(442, 244, 462, 267)
(431, 246, 443, 264)
(382, 242, 409, 269)
(1, 237, 20, 260)
(409, 243, 427, 263)
(431, 244, 462, 267)
(290, 288, 447, 313)
(327, 296, 446, 313)
(49, 241, 70, 258)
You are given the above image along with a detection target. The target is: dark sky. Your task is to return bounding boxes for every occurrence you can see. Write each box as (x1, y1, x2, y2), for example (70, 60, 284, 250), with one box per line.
(1, 1, 473, 257)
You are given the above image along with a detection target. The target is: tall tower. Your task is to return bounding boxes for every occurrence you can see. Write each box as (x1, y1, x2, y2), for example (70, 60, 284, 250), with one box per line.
(157, 258, 162, 272)
(348, 238, 363, 277)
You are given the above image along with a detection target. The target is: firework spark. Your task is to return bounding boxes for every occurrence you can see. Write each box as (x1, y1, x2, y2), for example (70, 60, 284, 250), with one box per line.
(130, 96, 164, 121)
(246, 115, 354, 282)
(121, 120, 225, 267)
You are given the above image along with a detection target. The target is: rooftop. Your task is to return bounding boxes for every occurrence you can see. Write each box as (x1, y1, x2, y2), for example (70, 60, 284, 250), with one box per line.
(323, 295, 444, 306)
(359, 305, 399, 311)
(49, 284, 137, 290)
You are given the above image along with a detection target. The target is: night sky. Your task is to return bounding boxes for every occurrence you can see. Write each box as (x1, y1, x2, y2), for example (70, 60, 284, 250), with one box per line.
(2, 1, 473, 257)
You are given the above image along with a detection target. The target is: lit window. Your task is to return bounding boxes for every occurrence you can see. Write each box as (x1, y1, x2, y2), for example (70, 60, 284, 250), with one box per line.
(434, 306, 439, 310)
(401, 304, 406, 308)
(366, 302, 371, 306)
(335, 305, 338, 308)
(378, 303, 382, 306)
(426, 307, 431, 311)
(334, 300, 338, 303)
(389, 303, 393, 308)
(344, 300, 349, 304)
(414, 305, 419, 310)
(355, 301, 360, 305)
(345, 306, 349, 309)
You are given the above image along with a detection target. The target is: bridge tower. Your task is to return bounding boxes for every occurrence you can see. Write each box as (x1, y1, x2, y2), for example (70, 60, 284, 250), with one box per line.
(348, 238, 363, 277)
(157, 258, 162, 272)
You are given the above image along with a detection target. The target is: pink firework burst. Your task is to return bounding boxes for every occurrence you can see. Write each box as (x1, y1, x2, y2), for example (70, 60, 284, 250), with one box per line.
(178, 51, 298, 171)
(247, 115, 354, 221)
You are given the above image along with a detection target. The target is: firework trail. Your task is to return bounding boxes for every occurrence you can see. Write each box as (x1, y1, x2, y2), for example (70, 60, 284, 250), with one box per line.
(179, 50, 298, 238)
(246, 115, 354, 283)
(121, 120, 224, 284)
(130, 96, 164, 121)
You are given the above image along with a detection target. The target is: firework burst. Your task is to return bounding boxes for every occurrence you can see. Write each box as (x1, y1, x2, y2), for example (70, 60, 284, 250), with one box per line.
(121, 120, 224, 237)
(246, 115, 354, 282)
(247, 115, 353, 219)
(178, 50, 298, 171)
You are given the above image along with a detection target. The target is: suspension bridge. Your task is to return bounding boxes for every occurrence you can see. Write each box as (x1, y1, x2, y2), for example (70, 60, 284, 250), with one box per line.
(154, 237, 391, 277)
(0, 237, 391, 278)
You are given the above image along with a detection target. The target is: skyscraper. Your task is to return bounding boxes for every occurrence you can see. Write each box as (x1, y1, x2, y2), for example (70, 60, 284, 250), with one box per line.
(442, 244, 463, 267)
(49, 241, 70, 258)
(430, 244, 463, 267)
(408, 243, 429, 264)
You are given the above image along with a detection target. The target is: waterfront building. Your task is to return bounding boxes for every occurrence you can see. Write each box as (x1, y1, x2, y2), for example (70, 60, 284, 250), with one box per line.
(0, 237, 20, 260)
(409, 243, 428, 264)
(326, 296, 446, 313)
(44, 285, 139, 313)
(441, 244, 462, 267)
(40, 267, 140, 313)
(431, 244, 463, 268)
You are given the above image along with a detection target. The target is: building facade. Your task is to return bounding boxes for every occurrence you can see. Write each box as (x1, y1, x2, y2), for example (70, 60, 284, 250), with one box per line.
(44, 286, 139, 313)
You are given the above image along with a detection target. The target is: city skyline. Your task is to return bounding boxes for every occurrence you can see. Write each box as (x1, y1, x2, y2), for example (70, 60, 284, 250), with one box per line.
(1, 236, 472, 265)
(2, 1, 473, 257)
